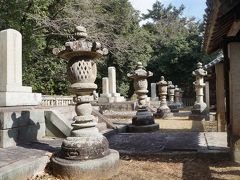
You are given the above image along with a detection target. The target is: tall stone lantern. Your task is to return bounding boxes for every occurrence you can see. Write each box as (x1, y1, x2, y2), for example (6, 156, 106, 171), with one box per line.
(167, 81, 176, 112)
(155, 76, 172, 118)
(127, 62, 159, 132)
(52, 26, 119, 179)
(179, 88, 184, 108)
(190, 62, 208, 120)
(173, 85, 181, 112)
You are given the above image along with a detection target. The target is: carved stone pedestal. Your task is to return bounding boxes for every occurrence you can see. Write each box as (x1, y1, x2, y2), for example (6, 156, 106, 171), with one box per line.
(128, 107, 159, 132)
(127, 62, 159, 132)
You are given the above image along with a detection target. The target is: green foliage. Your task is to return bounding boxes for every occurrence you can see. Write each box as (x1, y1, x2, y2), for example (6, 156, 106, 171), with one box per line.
(143, 1, 211, 97)
(0, 0, 211, 97)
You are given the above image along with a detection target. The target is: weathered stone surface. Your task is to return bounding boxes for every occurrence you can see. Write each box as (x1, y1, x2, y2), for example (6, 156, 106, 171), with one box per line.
(0, 109, 45, 129)
(0, 122, 45, 148)
(0, 139, 61, 180)
(45, 110, 72, 137)
(108, 132, 229, 156)
(0, 109, 45, 148)
(59, 136, 110, 160)
(52, 149, 119, 180)
(0, 29, 41, 106)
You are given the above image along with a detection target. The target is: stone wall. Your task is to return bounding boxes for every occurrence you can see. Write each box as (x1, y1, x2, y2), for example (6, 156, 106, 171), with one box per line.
(0, 108, 45, 148)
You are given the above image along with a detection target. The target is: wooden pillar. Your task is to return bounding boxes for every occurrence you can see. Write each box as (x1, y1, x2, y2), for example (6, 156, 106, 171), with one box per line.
(215, 63, 226, 132)
(205, 81, 210, 110)
(228, 42, 240, 162)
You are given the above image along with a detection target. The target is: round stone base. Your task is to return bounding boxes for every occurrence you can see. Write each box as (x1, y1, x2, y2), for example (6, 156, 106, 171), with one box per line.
(51, 149, 119, 180)
(127, 123, 159, 133)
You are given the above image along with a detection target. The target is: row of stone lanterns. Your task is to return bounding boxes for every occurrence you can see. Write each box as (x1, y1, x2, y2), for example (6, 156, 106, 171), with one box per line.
(52, 25, 208, 179)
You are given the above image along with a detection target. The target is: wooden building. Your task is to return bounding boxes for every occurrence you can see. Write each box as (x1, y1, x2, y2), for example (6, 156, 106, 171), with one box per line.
(203, 0, 240, 162)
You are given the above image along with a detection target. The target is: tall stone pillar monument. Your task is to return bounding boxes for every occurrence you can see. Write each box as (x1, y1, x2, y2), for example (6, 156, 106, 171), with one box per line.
(155, 76, 172, 118)
(127, 62, 159, 132)
(189, 62, 208, 120)
(98, 67, 125, 103)
(108, 67, 117, 96)
(0, 29, 42, 106)
(150, 83, 159, 101)
(52, 26, 119, 179)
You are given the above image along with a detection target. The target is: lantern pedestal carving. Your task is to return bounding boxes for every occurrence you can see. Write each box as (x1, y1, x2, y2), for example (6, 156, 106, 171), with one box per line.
(52, 26, 119, 179)
(127, 62, 159, 132)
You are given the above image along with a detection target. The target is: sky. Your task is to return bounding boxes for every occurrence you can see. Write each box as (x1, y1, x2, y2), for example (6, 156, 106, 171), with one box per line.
(129, 0, 206, 21)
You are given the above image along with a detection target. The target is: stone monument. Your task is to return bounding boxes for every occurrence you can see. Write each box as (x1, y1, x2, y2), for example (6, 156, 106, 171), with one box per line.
(98, 67, 125, 103)
(189, 62, 208, 120)
(150, 83, 159, 101)
(127, 62, 159, 132)
(155, 76, 172, 118)
(52, 26, 119, 179)
(0, 29, 42, 106)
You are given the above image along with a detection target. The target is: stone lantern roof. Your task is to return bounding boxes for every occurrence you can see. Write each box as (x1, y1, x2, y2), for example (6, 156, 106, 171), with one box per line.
(128, 62, 153, 79)
(157, 76, 167, 86)
(192, 62, 207, 77)
(53, 25, 108, 59)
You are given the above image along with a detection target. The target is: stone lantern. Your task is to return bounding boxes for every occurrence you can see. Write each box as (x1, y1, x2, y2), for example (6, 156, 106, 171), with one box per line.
(156, 76, 172, 118)
(173, 85, 181, 112)
(190, 62, 208, 120)
(167, 81, 176, 112)
(52, 26, 119, 179)
(179, 88, 184, 108)
(127, 62, 159, 132)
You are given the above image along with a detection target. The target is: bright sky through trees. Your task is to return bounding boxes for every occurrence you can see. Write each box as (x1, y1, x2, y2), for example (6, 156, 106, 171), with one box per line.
(129, 0, 206, 21)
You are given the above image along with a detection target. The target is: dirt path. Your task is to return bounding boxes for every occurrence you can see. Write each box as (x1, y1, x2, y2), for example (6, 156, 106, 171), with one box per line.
(33, 157, 240, 180)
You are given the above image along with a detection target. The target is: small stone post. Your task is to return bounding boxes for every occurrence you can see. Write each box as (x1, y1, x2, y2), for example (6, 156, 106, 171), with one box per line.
(99, 77, 111, 101)
(189, 62, 208, 120)
(52, 26, 119, 179)
(108, 67, 117, 96)
(127, 62, 159, 132)
(150, 83, 159, 101)
(156, 76, 172, 118)
(102, 77, 109, 95)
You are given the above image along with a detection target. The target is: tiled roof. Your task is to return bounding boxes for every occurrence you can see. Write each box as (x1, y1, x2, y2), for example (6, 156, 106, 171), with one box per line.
(204, 53, 224, 70)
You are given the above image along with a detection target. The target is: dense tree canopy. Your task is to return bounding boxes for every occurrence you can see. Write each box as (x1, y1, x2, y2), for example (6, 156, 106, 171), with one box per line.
(0, 0, 211, 97)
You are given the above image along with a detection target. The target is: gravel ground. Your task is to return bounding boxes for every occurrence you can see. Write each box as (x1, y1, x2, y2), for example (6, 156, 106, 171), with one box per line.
(32, 157, 240, 180)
